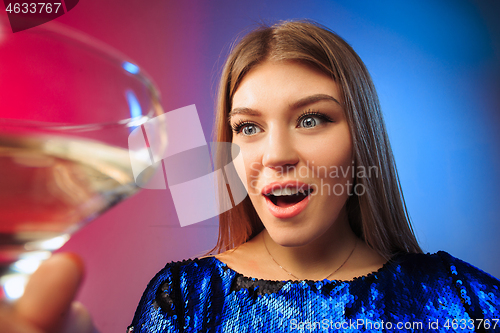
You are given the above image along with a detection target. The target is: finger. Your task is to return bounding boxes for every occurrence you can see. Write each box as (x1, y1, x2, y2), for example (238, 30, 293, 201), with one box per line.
(60, 302, 98, 333)
(14, 253, 85, 333)
(0, 310, 43, 333)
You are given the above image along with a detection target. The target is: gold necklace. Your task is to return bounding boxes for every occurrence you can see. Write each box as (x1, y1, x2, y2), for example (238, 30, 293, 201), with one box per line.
(263, 234, 357, 280)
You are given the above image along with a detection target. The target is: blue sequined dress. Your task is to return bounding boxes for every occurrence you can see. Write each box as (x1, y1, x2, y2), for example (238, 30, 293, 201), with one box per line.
(129, 251, 500, 332)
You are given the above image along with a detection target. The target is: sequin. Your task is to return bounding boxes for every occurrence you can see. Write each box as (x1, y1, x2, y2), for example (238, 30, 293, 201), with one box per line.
(129, 252, 500, 332)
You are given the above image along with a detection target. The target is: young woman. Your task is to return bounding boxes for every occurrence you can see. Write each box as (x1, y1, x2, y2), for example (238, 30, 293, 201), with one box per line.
(128, 21, 500, 332)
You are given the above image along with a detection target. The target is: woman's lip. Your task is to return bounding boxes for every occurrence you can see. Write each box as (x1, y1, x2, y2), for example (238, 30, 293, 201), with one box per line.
(261, 180, 311, 195)
(264, 193, 310, 219)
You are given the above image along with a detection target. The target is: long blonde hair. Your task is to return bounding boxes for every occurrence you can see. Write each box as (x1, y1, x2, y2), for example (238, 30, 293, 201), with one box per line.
(212, 20, 422, 259)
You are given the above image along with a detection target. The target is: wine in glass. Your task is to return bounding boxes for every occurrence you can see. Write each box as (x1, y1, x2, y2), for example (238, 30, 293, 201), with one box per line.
(0, 18, 166, 301)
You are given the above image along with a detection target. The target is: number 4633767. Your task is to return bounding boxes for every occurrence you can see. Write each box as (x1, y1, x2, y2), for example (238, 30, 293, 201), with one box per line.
(5, 3, 62, 14)
(443, 318, 498, 330)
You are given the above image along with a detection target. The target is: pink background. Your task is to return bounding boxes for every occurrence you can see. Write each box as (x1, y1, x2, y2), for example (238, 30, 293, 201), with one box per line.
(54, 2, 220, 332)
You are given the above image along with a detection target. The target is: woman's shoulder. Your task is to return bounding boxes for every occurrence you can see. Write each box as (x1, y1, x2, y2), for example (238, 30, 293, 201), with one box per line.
(390, 250, 499, 285)
(394, 250, 499, 283)
(390, 251, 500, 319)
(149, 256, 229, 287)
(432, 251, 499, 282)
(129, 256, 232, 331)
(430, 251, 500, 301)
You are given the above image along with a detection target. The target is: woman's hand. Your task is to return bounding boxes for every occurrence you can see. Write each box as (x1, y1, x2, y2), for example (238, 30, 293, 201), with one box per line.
(0, 253, 97, 333)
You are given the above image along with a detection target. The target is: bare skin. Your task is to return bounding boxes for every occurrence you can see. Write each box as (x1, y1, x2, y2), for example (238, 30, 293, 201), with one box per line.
(217, 60, 386, 281)
(216, 230, 386, 282)
(0, 253, 96, 333)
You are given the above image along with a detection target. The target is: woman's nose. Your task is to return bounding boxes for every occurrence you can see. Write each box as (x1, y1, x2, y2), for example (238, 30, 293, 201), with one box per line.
(261, 127, 299, 169)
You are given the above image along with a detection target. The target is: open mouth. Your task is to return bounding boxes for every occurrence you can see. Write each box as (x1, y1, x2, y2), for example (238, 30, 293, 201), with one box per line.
(264, 187, 313, 208)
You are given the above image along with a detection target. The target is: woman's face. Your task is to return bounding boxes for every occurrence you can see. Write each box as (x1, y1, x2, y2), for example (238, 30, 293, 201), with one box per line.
(230, 60, 353, 247)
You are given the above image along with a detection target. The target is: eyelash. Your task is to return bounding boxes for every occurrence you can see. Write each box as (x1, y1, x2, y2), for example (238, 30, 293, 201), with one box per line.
(231, 109, 333, 135)
(297, 109, 333, 127)
(231, 120, 256, 134)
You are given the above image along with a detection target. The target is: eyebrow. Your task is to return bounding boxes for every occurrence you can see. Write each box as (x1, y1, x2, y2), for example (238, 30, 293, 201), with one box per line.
(228, 107, 261, 118)
(228, 94, 340, 120)
(290, 94, 340, 109)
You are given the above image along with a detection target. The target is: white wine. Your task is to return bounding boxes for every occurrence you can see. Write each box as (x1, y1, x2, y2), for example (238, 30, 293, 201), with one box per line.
(0, 133, 149, 262)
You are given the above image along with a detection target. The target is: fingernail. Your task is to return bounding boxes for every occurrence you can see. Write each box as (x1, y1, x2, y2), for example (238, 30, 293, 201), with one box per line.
(61, 253, 85, 274)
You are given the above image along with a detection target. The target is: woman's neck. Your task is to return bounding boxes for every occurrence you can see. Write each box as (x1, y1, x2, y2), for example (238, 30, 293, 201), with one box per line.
(260, 211, 359, 280)
(216, 210, 387, 281)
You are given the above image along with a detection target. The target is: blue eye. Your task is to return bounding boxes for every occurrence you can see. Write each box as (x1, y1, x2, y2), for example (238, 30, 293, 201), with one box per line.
(298, 111, 332, 129)
(241, 124, 261, 136)
(300, 116, 318, 128)
(232, 121, 262, 136)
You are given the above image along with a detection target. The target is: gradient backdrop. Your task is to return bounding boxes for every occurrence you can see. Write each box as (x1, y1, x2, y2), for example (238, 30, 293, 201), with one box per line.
(1, 0, 499, 331)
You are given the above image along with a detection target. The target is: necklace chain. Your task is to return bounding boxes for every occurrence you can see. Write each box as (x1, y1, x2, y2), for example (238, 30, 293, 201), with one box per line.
(263, 234, 357, 280)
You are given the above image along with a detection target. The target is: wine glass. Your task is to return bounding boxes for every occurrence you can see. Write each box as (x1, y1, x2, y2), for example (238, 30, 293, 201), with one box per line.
(0, 18, 166, 301)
